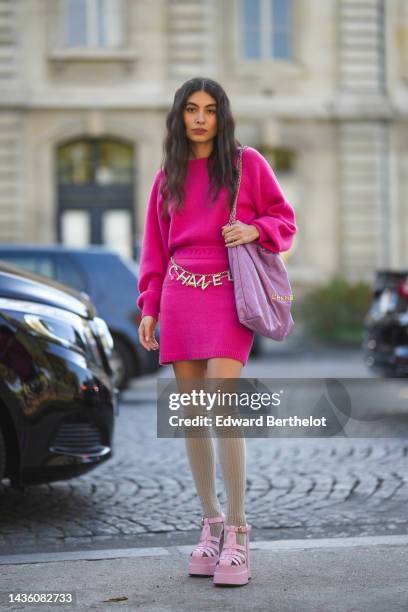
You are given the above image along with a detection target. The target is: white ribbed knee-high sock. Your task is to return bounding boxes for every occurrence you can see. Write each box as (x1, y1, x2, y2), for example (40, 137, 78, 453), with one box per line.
(216, 435, 247, 546)
(182, 378, 248, 548)
(184, 434, 223, 539)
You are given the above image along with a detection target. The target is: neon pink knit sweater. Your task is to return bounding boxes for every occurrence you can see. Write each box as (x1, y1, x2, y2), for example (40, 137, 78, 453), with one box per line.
(137, 146, 297, 320)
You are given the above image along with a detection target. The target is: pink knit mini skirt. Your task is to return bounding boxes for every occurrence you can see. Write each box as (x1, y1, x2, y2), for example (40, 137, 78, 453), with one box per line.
(158, 246, 254, 366)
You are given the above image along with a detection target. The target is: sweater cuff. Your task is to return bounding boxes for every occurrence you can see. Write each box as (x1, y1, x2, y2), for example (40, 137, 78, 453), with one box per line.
(251, 219, 282, 253)
(138, 293, 160, 320)
(251, 220, 269, 246)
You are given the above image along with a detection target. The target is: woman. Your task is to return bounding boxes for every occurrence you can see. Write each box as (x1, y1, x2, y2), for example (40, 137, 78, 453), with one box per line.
(137, 77, 297, 586)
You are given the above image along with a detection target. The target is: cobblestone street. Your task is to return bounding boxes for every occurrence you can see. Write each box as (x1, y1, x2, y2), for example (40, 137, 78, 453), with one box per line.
(1, 347, 407, 556)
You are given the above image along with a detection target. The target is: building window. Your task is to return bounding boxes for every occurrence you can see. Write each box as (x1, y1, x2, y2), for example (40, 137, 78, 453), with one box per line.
(261, 147, 296, 173)
(241, 0, 293, 60)
(64, 0, 123, 48)
(56, 137, 136, 259)
(57, 138, 133, 185)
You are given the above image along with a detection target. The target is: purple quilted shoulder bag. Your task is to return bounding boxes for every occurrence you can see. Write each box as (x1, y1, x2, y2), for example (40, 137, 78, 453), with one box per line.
(227, 146, 295, 341)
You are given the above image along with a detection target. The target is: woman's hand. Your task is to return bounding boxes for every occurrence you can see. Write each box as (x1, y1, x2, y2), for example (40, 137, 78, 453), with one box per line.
(138, 315, 159, 351)
(222, 221, 259, 247)
(221, 220, 260, 247)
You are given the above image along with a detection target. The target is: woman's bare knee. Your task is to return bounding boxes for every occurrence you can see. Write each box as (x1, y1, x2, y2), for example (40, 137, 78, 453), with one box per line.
(172, 359, 207, 381)
(204, 358, 244, 437)
(171, 359, 210, 434)
(206, 357, 243, 379)
(172, 359, 208, 410)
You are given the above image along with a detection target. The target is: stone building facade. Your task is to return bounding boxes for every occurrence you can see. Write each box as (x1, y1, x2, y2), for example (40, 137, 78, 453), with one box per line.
(1, 0, 408, 288)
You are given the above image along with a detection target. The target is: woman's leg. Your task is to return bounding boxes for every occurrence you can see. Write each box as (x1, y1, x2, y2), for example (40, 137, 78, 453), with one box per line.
(206, 358, 247, 546)
(172, 359, 223, 542)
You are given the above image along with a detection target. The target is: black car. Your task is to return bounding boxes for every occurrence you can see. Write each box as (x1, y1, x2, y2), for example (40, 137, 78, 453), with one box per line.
(0, 245, 160, 390)
(0, 260, 118, 490)
(362, 270, 408, 376)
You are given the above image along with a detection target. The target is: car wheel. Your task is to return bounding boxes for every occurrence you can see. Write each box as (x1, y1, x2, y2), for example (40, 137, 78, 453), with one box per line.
(0, 427, 5, 481)
(111, 336, 134, 391)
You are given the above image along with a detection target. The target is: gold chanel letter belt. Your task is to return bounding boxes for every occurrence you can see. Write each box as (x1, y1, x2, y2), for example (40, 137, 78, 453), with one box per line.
(168, 255, 233, 290)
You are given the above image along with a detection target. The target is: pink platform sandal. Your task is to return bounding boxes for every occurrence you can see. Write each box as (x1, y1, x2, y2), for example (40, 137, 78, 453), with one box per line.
(188, 513, 226, 576)
(213, 523, 252, 586)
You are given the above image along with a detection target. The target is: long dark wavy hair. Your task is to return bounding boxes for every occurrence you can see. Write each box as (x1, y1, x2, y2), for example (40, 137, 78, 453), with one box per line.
(158, 77, 242, 219)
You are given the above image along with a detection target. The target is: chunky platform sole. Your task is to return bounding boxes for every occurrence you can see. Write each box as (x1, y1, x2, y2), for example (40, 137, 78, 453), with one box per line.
(213, 567, 251, 586)
(188, 558, 219, 576)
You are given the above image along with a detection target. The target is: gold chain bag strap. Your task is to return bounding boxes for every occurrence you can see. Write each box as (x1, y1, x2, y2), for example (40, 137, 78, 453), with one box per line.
(228, 145, 245, 226)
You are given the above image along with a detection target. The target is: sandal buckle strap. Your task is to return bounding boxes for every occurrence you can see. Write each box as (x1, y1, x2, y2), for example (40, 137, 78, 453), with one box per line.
(201, 513, 225, 526)
(224, 523, 251, 533)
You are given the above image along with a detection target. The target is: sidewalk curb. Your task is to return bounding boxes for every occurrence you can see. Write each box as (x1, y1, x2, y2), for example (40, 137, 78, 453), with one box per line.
(1, 534, 408, 566)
